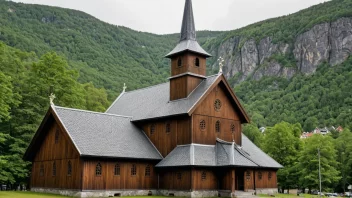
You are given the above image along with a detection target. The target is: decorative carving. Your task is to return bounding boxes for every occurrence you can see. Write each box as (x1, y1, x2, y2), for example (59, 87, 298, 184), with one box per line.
(49, 93, 56, 105)
(218, 56, 224, 74)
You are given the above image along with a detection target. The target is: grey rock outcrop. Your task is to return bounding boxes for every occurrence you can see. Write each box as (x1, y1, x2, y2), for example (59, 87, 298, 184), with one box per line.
(330, 18, 352, 65)
(293, 23, 330, 74)
(213, 17, 352, 83)
(241, 39, 259, 78)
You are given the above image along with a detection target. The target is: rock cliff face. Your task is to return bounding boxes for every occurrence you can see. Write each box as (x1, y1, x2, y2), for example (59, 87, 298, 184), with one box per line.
(212, 17, 352, 82)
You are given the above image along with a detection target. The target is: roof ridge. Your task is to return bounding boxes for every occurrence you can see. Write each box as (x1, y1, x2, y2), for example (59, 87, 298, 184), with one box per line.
(123, 82, 168, 94)
(53, 105, 132, 119)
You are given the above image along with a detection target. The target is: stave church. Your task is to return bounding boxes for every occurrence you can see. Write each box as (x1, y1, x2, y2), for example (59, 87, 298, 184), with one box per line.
(24, 0, 282, 197)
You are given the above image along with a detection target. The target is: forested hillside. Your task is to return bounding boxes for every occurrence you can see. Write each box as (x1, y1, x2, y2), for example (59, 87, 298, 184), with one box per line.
(0, 0, 352, 190)
(0, 0, 221, 99)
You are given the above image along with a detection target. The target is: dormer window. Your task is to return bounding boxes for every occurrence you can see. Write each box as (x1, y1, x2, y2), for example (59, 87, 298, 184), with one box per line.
(194, 58, 200, 67)
(177, 57, 182, 67)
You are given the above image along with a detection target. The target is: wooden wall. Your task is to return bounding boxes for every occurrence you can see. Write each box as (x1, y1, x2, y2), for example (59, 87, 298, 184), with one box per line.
(140, 116, 191, 157)
(192, 169, 218, 190)
(218, 169, 234, 191)
(170, 76, 203, 100)
(30, 120, 82, 190)
(255, 170, 277, 189)
(192, 83, 242, 145)
(82, 160, 157, 190)
(159, 169, 191, 190)
(171, 52, 206, 76)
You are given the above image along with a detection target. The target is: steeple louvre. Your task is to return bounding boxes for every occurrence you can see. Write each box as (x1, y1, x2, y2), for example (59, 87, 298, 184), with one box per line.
(180, 0, 196, 41)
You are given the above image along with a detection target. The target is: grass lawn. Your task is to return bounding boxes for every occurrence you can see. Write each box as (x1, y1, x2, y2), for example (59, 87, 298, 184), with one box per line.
(0, 192, 73, 198)
(259, 193, 324, 198)
(0, 192, 175, 198)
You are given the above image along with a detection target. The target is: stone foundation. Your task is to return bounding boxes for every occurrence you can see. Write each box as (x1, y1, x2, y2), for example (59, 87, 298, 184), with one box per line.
(255, 188, 278, 195)
(31, 187, 277, 197)
(31, 188, 157, 197)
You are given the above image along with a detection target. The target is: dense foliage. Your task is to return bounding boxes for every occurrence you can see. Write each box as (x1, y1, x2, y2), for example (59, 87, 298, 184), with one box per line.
(0, 0, 221, 100)
(245, 122, 351, 193)
(235, 57, 352, 131)
(0, 0, 352, 192)
(0, 42, 109, 185)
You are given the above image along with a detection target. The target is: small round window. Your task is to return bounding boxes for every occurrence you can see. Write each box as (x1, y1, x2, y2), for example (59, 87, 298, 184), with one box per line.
(214, 99, 222, 111)
(199, 120, 206, 131)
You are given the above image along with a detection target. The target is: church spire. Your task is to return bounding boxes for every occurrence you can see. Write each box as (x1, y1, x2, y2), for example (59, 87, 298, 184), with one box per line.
(180, 0, 196, 41)
(165, 0, 211, 58)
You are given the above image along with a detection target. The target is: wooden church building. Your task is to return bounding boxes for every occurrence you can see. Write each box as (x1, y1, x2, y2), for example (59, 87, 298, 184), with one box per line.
(24, 0, 282, 197)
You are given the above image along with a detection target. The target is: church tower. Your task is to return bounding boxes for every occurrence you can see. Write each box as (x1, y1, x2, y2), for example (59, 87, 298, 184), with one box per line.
(166, 0, 211, 101)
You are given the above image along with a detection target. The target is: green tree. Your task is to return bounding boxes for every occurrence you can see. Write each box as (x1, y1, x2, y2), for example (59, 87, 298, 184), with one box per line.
(335, 129, 352, 192)
(298, 135, 340, 192)
(263, 122, 302, 192)
(0, 72, 16, 122)
(242, 123, 263, 148)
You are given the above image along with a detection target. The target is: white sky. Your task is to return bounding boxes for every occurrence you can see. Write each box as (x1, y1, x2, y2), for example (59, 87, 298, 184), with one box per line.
(11, 0, 328, 34)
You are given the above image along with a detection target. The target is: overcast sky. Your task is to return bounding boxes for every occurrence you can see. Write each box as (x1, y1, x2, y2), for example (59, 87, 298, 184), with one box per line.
(11, 0, 328, 34)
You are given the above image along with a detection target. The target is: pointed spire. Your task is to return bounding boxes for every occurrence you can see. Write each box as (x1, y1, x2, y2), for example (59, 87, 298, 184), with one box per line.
(180, 0, 196, 41)
(165, 0, 211, 58)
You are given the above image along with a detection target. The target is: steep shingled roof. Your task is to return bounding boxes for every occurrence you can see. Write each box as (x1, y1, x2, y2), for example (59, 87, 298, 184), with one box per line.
(156, 135, 282, 168)
(24, 106, 163, 160)
(106, 74, 220, 121)
(52, 106, 162, 160)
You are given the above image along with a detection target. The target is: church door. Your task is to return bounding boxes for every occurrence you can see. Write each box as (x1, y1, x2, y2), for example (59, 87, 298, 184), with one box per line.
(235, 169, 245, 191)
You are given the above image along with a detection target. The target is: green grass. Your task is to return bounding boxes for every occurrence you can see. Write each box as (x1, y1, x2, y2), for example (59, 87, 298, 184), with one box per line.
(0, 192, 176, 198)
(259, 194, 326, 198)
(0, 192, 73, 198)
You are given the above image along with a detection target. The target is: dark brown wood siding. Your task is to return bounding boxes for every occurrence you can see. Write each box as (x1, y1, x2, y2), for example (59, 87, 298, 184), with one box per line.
(30, 121, 82, 190)
(192, 83, 242, 145)
(171, 52, 206, 76)
(255, 170, 278, 189)
(140, 116, 191, 157)
(82, 160, 157, 190)
(192, 169, 218, 190)
(159, 169, 191, 190)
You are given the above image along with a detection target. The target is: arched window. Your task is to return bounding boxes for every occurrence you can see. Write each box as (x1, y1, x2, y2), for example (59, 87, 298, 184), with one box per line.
(177, 172, 182, 180)
(131, 164, 137, 176)
(258, 171, 263, 180)
(96, 163, 102, 176)
(55, 128, 59, 144)
(150, 124, 156, 135)
(268, 172, 272, 180)
(201, 171, 206, 181)
(246, 171, 251, 181)
(67, 161, 72, 176)
(231, 124, 235, 134)
(215, 120, 221, 133)
(165, 122, 171, 134)
(145, 165, 151, 176)
(177, 57, 182, 67)
(194, 58, 200, 67)
(52, 162, 56, 176)
(199, 120, 206, 131)
(114, 164, 120, 176)
(40, 164, 44, 177)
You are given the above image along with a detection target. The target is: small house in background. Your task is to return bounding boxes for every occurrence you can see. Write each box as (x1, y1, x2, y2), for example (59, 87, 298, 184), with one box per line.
(23, 0, 282, 197)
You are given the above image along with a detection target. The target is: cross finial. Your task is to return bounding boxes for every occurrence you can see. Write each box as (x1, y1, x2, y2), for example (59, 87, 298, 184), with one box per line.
(49, 93, 56, 105)
(123, 83, 127, 92)
(218, 57, 224, 74)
